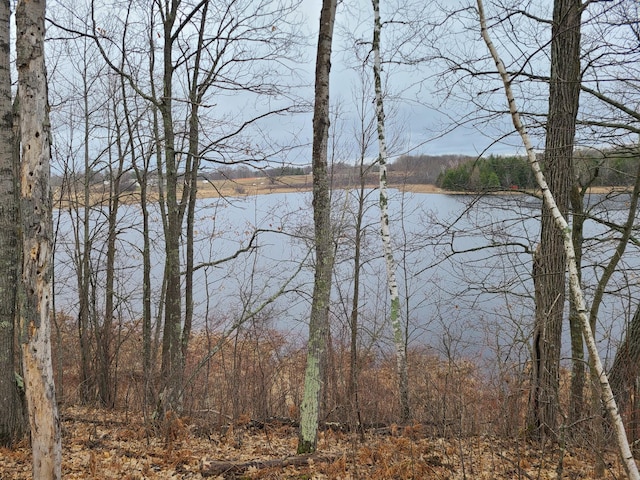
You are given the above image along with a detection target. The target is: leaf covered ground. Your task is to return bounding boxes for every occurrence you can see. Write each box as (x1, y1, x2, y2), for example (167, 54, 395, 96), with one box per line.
(0, 407, 627, 479)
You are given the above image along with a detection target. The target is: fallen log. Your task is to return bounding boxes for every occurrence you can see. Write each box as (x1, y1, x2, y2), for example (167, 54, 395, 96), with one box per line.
(200, 453, 338, 477)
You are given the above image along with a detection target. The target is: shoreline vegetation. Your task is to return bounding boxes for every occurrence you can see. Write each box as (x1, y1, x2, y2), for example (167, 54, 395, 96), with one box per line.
(53, 173, 631, 208)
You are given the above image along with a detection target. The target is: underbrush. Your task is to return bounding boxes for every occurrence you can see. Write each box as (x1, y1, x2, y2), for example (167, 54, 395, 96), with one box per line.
(52, 316, 529, 439)
(38, 317, 631, 478)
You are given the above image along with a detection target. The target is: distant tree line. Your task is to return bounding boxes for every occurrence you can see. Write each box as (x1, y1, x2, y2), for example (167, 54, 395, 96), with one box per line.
(199, 155, 477, 186)
(390, 154, 472, 184)
(437, 148, 640, 191)
(52, 149, 640, 194)
(438, 155, 535, 191)
(207, 164, 310, 180)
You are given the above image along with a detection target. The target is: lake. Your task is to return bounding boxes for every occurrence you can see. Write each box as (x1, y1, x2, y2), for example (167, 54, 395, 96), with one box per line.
(52, 189, 640, 366)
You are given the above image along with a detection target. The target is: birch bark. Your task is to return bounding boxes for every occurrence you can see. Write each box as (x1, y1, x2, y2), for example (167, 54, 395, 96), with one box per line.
(371, 0, 410, 422)
(477, 1, 639, 477)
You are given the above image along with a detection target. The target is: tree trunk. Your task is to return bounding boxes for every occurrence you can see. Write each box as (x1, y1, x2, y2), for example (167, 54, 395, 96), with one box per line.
(297, 0, 337, 454)
(347, 158, 367, 440)
(158, 2, 184, 414)
(16, 0, 62, 477)
(568, 181, 585, 430)
(528, 0, 581, 441)
(182, 0, 209, 367)
(200, 453, 338, 477)
(77, 57, 93, 404)
(98, 98, 126, 409)
(124, 77, 154, 408)
(70, 40, 100, 406)
(0, 0, 24, 447)
(132, 151, 153, 407)
(371, 0, 410, 423)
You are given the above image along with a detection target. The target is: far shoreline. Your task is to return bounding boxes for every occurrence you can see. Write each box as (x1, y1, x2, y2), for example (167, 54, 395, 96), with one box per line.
(53, 175, 633, 208)
(195, 178, 630, 199)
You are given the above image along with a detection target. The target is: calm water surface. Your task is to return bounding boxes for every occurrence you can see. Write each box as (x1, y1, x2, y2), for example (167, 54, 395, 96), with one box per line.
(53, 190, 640, 365)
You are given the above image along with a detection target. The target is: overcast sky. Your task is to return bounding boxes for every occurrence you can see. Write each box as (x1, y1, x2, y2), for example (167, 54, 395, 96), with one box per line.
(291, 0, 542, 161)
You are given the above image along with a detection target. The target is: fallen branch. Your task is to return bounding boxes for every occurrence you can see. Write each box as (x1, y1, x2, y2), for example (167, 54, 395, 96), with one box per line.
(200, 453, 339, 477)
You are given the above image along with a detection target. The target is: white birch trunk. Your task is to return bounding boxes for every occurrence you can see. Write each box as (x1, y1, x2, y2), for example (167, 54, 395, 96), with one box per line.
(371, 0, 410, 421)
(477, 1, 639, 477)
(16, 0, 62, 478)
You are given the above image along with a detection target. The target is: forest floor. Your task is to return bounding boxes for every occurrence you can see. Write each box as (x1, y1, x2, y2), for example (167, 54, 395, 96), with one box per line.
(0, 407, 627, 479)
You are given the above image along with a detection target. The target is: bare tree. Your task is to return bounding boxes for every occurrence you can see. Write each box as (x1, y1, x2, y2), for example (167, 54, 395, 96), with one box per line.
(97, 75, 130, 408)
(477, 1, 639, 477)
(297, 0, 338, 454)
(346, 79, 378, 439)
(429, 0, 640, 448)
(47, 0, 305, 415)
(86, 0, 304, 413)
(118, 60, 156, 411)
